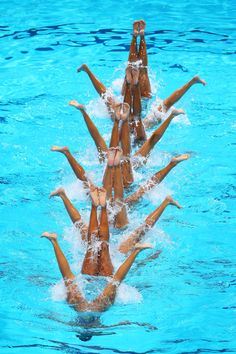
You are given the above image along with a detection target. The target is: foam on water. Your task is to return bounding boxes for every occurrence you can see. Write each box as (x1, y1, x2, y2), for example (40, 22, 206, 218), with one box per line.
(86, 97, 110, 119)
(149, 69, 162, 97)
(147, 183, 174, 204)
(50, 264, 143, 305)
(146, 228, 174, 249)
(172, 112, 190, 125)
(50, 280, 67, 301)
(111, 78, 123, 93)
(51, 277, 142, 305)
(116, 283, 142, 304)
(62, 179, 89, 201)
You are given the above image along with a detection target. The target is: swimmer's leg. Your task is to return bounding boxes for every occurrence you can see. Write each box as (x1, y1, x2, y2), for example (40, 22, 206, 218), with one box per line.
(144, 195, 181, 226)
(128, 24, 139, 62)
(50, 146, 88, 183)
(121, 159, 134, 188)
(142, 109, 163, 129)
(102, 165, 113, 200)
(41, 232, 89, 309)
(99, 204, 110, 242)
(125, 154, 190, 205)
(77, 64, 117, 113)
(77, 64, 106, 95)
(69, 100, 108, 158)
(123, 81, 132, 110)
(138, 20, 147, 66)
(132, 84, 142, 116)
(81, 203, 99, 276)
(111, 102, 130, 149)
(91, 243, 152, 312)
(113, 243, 152, 282)
(119, 196, 181, 253)
(98, 203, 114, 276)
(113, 164, 129, 228)
(41, 232, 75, 280)
(120, 120, 134, 187)
(87, 203, 99, 243)
(120, 120, 131, 156)
(138, 21, 151, 98)
(132, 84, 147, 141)
(109, 119, 120, 148)
(121, 22, 139, 97)
(134, 108, 185, 158)
(50, 187, 88, 241)
(123, 86, 135, 132)
(162, 76, 206, 111)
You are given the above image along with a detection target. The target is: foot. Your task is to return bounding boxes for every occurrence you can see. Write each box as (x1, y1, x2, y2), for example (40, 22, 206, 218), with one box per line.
(50, 146, 69, 153)
(120, 102, 130, 121)
(171, 108, 185, 117)
(133, 21, 140, 37)
(98, 187, 107, 207)
(77, 64, 88, 73)
(114, 103, 130, 121)
(171, 153, 190, 163)
(68, 100, 85, 110)
(134, 242, 153, 250)
(139, 20, 146, 36)
(41, 232, 57, 241)
(193, 75, 206, 86)
(114, 147, 123, 166)
(114, 104, 123, 121)
(89, 185, 99, 207)
(166, 195, 182, 209)
(49, 187, 65, 199)
(107, 147, 116, 167)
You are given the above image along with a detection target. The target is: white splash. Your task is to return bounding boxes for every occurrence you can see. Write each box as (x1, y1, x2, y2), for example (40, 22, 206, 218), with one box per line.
(63, 179, 88, 201)
(86, 97, 110, 119)
(172, 112, 190, 125)
(116, 283, 142, 304)
(50, 280, 67, 301)
(146, 183, 174, 204)
(112, 78, 123, 93)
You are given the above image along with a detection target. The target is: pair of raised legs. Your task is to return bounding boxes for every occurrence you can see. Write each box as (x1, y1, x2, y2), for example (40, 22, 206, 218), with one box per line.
(50, 145, 189, 210)
(69, 99, 186, 168)
(121, 20, 151, 141)
(123, 65, 147, 141)
(42, 232, 154, 312)
(76, 64, 206, 133)
(82, 186, 114, 276)
(143, 75, 206, 128)
(50, 182, 182, 254)
(42, 191, 182, 312)
(50, 144, 129, 229)
(50, 185, 113, 276)
(122, 20, 151, 99)
(102, 147, 129, 228)
(69, 99, 134, 186)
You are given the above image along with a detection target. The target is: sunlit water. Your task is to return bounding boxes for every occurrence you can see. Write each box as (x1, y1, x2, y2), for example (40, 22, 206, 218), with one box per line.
(1, 0, 235, 353)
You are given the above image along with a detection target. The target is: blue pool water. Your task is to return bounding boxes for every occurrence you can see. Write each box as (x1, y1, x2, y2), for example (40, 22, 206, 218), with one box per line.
(1, 0, 235, 353)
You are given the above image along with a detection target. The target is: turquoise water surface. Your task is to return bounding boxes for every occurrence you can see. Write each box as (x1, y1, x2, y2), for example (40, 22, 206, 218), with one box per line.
(1, 0, 236, 353)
